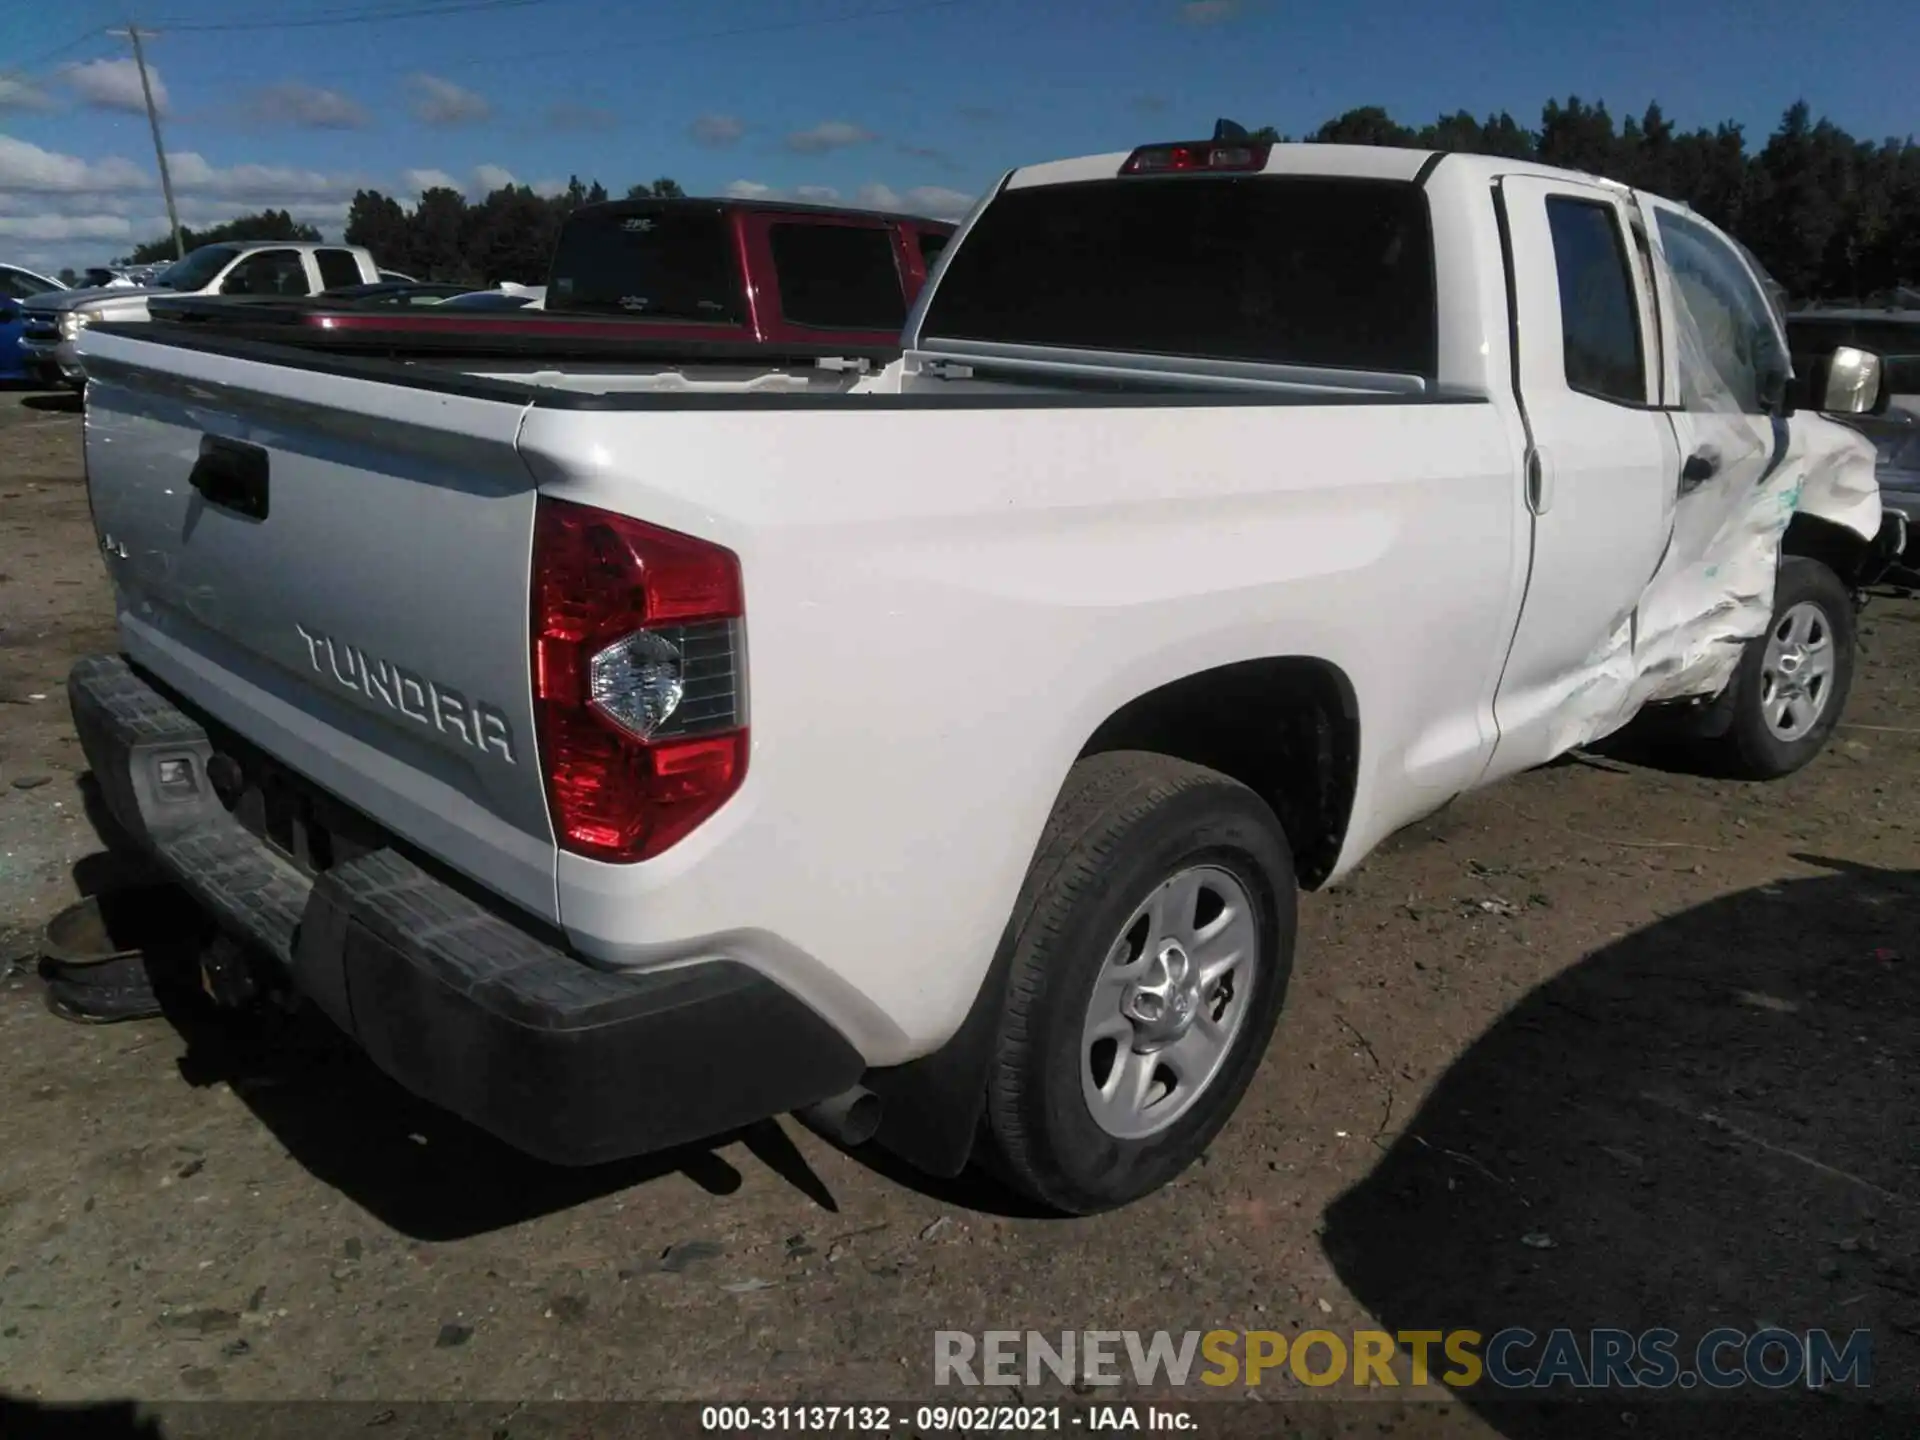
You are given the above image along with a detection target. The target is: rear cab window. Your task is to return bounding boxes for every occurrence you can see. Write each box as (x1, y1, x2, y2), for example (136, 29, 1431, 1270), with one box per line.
(220, 250, 312, 298)
(546, 206, 746, 322)
(919, 175, 1437, 377)
(1544, 197, 1647, 405)
(768, 223, 906, 331)
(315, 249, 363, 290)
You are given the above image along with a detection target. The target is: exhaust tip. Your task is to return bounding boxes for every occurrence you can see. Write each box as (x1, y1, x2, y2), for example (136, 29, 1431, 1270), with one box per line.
(796, 1085, 882, 1148)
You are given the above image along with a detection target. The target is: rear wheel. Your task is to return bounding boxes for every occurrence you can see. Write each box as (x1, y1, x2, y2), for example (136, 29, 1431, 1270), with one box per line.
(981, 752, 1296, 1214)
(1711, 557, 1855, 779)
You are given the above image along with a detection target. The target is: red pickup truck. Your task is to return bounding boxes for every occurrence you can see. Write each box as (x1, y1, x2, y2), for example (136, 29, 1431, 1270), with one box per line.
(149, 197, 958, 360)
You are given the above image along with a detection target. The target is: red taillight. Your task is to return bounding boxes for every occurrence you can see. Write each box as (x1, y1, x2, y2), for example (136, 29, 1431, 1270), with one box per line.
(1119, 141, 1272, 176)
(532, 497, 747, 863)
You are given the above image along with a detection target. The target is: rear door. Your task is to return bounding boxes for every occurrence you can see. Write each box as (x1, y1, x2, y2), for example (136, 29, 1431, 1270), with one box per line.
(80, 331, 557, 919)
(1486, 175, 1680, 776)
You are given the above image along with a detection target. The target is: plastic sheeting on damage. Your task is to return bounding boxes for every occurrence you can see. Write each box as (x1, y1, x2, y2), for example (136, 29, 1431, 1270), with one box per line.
(1545, 205, 1881, 754)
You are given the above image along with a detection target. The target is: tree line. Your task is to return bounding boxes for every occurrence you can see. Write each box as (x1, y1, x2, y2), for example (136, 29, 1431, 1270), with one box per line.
(339, 177, 685, 285)
(113, 95, 1919, 303)
(114, 178, 685, 284)
(1250, 98, 1919, 303)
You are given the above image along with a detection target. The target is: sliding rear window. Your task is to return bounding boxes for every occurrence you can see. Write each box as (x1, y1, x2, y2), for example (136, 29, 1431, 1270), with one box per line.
(921, 176, 1437, 376)
(546, 207, 744, 322)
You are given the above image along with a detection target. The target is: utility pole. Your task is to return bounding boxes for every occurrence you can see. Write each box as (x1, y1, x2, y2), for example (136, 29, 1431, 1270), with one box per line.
(122, 24, 183, 260)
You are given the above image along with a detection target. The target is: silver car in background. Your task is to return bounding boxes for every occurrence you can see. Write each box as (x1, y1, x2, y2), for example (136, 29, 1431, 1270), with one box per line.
(1788, 307, 1920, 586)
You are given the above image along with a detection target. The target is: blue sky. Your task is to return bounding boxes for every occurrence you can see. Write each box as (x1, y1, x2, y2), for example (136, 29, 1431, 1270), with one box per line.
(2, 0, 1915, 274)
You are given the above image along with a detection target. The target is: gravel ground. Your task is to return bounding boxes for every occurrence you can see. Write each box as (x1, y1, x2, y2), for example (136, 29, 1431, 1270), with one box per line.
(1, 390, 1915, 1437)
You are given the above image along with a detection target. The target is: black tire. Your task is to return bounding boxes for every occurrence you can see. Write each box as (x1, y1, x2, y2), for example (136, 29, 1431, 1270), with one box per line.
(1713, 556, 1855, 780)
(980, 751, 1297, 1214)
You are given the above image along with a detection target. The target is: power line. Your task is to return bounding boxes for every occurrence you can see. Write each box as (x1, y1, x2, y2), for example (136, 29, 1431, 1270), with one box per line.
(143, 0, 559, 34)
(11, 0, 980, 81)
(303, 0, 980, 79)
(3, 25, 113, 74)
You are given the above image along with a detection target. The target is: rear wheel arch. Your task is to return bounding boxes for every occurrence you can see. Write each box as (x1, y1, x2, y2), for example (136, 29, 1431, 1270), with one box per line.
(863, 656, 1358, 1179)
(1076, 656, 1361, 888)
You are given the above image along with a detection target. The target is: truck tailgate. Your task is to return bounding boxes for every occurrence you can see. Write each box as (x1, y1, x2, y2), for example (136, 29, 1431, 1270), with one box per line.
(79, 329, 558, 921)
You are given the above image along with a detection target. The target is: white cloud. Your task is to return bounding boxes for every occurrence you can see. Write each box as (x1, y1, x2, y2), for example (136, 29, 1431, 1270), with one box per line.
(691, 113, 745, 147)
(245, 81, 369, 130)
(728, 179, 974, 221)
(532, 177, 567, 199)
(0, 136, 373, 269)
(472, 163, 517, 193)
(404, 167, 463, 195)
(407, 73, 490, 126)
(167, 152, 367, 202)
(0, 197, 350, 247)
(1178, 0, 1241, 21)
(785, 120, 875, 154)
(0, 75, 56, 113)
(900, 185, 974, 219)
(0, 213, 139, 243)
(66, 57, 165, 114)
(856, 183, 974, 219)
(0, 136, 147, 193)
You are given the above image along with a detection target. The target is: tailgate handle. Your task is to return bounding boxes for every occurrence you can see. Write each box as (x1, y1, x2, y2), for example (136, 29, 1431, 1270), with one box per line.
(189, 436, 270, 521)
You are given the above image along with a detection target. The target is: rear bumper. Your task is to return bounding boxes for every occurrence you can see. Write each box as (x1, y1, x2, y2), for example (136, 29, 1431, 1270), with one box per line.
(68, 653, 864, 1165)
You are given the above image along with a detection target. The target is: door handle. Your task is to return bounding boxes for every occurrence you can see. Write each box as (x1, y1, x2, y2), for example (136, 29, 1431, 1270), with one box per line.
(1526, 446, 1553, 515)
(1679, 448, 1719, 494)
(188, 435, 269, 521)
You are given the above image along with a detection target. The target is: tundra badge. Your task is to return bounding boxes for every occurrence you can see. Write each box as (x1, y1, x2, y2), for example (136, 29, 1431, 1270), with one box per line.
(295, 623, 516, 763)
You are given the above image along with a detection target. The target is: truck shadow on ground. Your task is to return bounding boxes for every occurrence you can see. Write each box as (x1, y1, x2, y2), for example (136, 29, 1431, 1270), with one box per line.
(1322, 856, 1919, 1439)
(66, 773, 1052, 1234)
(63, 781, 871, 1239)
(0, 1396, 163, 1439)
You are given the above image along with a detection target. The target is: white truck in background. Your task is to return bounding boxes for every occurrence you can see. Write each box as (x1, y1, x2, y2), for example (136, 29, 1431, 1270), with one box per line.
(21, 240, 381, 387)
(68, 139, 1901, 1214)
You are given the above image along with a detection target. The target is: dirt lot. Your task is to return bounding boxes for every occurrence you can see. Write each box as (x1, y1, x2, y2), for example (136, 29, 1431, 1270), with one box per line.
(1, 390, 1916, 1435)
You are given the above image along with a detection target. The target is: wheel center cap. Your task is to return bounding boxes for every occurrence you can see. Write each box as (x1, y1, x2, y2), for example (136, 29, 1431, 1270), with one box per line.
(1124, 940, 1202, 1051)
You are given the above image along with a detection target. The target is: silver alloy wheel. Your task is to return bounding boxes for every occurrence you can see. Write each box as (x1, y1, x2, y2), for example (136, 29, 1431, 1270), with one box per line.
(1080, 864, 1260, 1141)
(1760, 599, 1836, 742)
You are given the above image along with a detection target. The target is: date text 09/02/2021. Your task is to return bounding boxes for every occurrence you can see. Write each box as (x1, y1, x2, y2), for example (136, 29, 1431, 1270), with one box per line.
(700, 1407, 1183, 1433)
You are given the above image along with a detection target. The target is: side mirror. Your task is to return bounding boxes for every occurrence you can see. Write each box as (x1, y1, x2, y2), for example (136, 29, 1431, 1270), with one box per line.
(1820, 346, 1886, 415)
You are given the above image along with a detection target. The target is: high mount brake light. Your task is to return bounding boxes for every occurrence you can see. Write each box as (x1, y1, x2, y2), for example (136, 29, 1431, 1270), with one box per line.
(1119, 141, 1272, 176)
(531, 497, 748, 863)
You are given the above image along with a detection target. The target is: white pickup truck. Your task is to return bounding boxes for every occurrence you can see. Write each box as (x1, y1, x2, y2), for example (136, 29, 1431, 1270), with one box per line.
(69, 140, 1902, 1214)
(21, 240, 381, 388)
